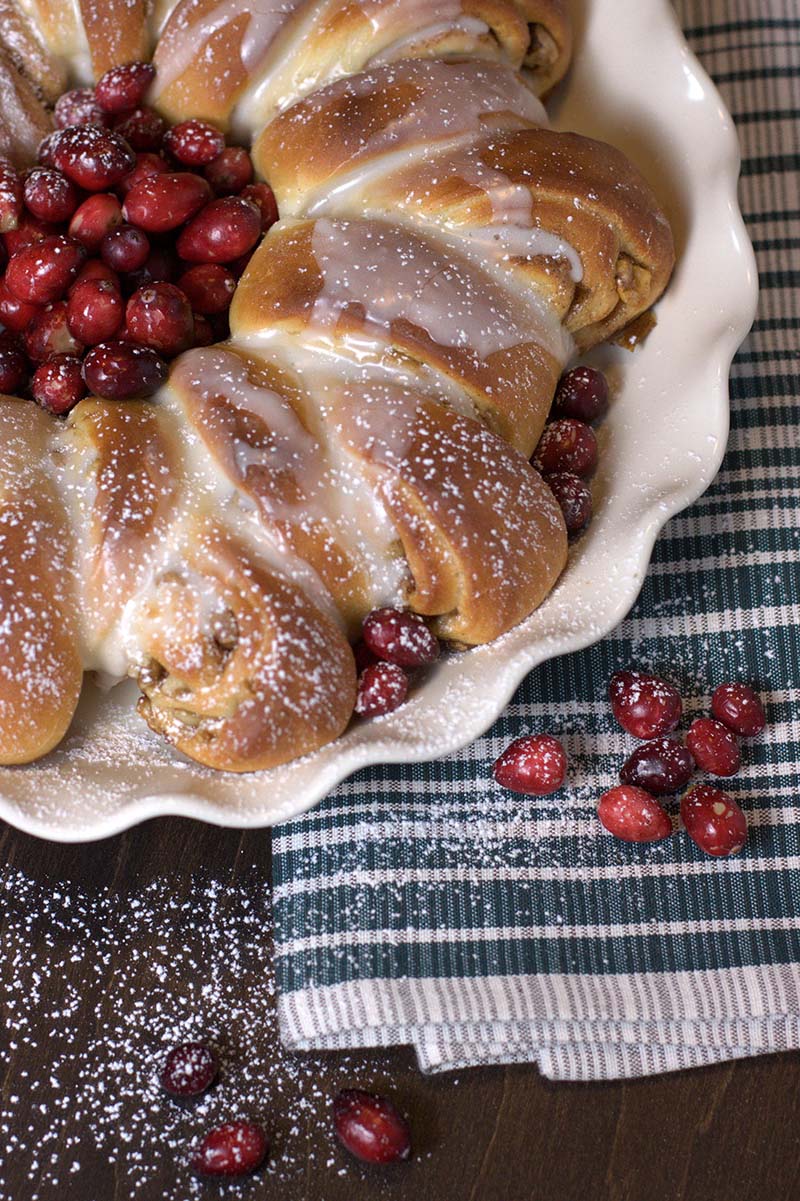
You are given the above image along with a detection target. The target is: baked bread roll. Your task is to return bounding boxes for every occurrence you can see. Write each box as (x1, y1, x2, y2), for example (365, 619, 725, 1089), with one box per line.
(0, 0, 675, 772)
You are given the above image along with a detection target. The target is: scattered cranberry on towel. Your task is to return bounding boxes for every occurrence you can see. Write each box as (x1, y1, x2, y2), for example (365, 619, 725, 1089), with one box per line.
(333, 1089, 412, 1165)
(620, 737, 695, 795)
(609, 670, 683, 739)
(680, 784, 748, 857)
(493, 734, 567, 796)
(711, 682, 766, 736)
(597, 784, 672, 843)
(687, 717, 741, 777)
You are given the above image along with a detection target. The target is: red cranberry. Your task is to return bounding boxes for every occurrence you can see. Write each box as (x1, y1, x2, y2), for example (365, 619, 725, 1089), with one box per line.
(160, 1042, 218, 1098)
(3, 212, 55, 257)
(23, 167, 79, 224)
(53, 88, 108, 129)
(0, 158, 23, 233)
(164, 119, 225, 167)
(52, 125, 136, 191)
(25, 301, 83, 362)
(37, 131, 61, 168)
(82, 340, 167, 399)
(123, 172, 212, 233)
(204, 147, 254, 196)
(597, 785, 672, 843)
(31, 353, 86, 414)
(553, 366, 609, 423)
(177, 263, 236, 314)
(681, 784, 747, 857)
(545, 471, 592, 536)
(6, 235, 85, 304)
(177, 196, 261, 263)
(126, 283, 194, 355)
(240, 182, 279, 232)
(118, 152, 170, 197)
(69, 193, 123, 251)
(192, 1121, 268, 1177)
(534, 418, 597, 477)
(125, 245, 179, 292)
(354, 640, 379, 673)
(67, 278, 123, 344)
(333, 1090, 411, 1165)
(711, 682, 766, 737)
(686, 717, 741, 777)
(0, 279, 41, 332)
(0, 337, 28, 393)
(362, 608, 440, 667)
(192, 314, 214, 346)
(70, 258, 120, 292)
(101, 223, 150, 273)
(95, 62, 156, 114)
(620, 737, 695, 796)
(113, 107, 167, 152)
(493, 734, 567, 796)
(355, 662, 409, 718)
(609, 670, 682, 740)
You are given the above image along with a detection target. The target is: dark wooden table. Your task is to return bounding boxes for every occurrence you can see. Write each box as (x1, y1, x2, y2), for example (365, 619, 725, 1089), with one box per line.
(2, 817, 799, 1201)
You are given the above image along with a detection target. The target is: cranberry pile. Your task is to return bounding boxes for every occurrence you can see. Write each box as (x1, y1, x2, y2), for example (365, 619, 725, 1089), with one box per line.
(493, 675, 765, 858)
(533, 364, 608, 537)
(0, 61, 278, 414)
(158, 1040, 410, 1178)
(354, 606, 441, 719)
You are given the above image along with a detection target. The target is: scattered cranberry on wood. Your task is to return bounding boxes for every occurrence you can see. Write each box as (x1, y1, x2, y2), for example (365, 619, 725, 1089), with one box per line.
(686, 717, 741, 777)
(534, 418, 598, 477)
(711, 682, 766, 737)
(362, 608, 440, 668)
(619, 737, 695, 796)
(553, 365, 609, 423)
(355, 662, 409, 718)
(609, 670, 682, 740)
(681, 784, 747, 857)
(597, 785, 672, 843)
(493, 734, 567, 796)
(333, 1089, 412, 1165)
(160, 1042, 218, 1098)
(192, 1121, 269, 1178)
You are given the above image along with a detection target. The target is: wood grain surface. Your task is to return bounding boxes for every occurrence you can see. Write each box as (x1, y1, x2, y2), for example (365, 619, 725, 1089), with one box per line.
(2, 817, 799, 1201)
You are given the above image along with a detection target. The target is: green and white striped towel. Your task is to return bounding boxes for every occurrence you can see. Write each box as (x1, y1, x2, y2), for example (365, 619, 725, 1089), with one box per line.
(272, 0, 800, 1080)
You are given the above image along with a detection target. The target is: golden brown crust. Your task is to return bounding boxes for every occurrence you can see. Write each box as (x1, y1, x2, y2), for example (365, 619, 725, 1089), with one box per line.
(0, 398, 82, 764)
(0, 45, 53, 167)
(78, 0, 153, 78)
(0, 0, 66, 100)
(517, 0, 572, 94)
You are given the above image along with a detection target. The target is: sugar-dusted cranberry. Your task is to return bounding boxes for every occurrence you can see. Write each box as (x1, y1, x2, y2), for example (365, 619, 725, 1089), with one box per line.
(204, 146, 254, 196)
(126, 282, 194, 355)
(240, 182, 278, 232)
(37, 131, 61, 169)
(3, 212, 55, 257)
(53, 88, 108, 129)
(354, 662, 409, 718)
(362, 607, 440, 667)
(95, 61, 156, 114)
(333, 1090, 411, 1165)
(113, 107, 167, 152)
(192, 1121, 269, 1178)
(24, 301, 83, 362)
(681, 784, 747, 857)
(70, 258, 120, 293)
(597, 785, 672, 843)
(5, 235, 85, 304)
(23, 167, 79, 224)
(177, 196, 261, 263)
(69, 193, 123, 251)
(192, 314, 214, 346)
(620, 737, 695, 796)
(0, 158, 23, 233)
(686, 717, 741, 777)
(177, 263, 236, 314)
(52, 125, 136, 191)
(609, 670, 682, 740)
(82, 340, 167, 399)
(545, 471, 592, 536)
(118, 151, 170, 197)
(553, 366, 609, 423)
(160, 1042, 218, 1098)
(31, 353, 86, 414)
(101, 223, 150, 273)
(67, 278, 123, 345)
(493, 733, 567, 795)
(123, 171, 212, 233)
(164, 119, 226, 167)
(711, 682, 766, 737)
(0, 279, 41, 332)
(534, 418, 598, 477)
(0, 335, 28, 393)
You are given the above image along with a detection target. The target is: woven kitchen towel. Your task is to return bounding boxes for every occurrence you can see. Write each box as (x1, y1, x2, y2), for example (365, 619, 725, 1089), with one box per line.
(272, 0, 800, 1081)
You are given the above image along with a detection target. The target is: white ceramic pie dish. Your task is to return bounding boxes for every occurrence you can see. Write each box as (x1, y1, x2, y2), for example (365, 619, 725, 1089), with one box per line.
(0, 0, 758, 841)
